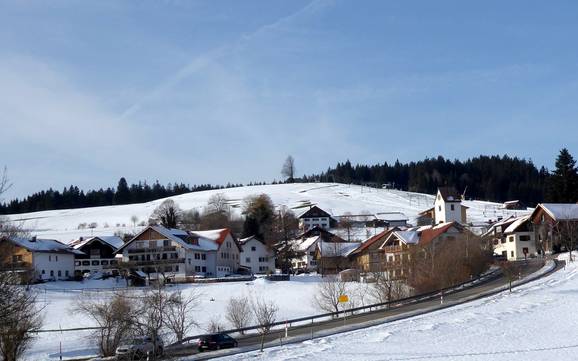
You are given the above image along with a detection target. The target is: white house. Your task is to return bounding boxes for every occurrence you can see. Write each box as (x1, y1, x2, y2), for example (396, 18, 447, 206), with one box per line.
(239, 236, 276, 274)
(298, 206, 335, 231)
(116, 226, 241, 280)
(433, 187, 467, 224)
(0, 236, 82, 281)
(291, 235, 321, 271)
(492, 215, 537, 260)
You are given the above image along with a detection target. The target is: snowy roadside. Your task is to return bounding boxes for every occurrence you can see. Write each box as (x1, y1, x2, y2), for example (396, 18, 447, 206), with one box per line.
(212, 255, 571, 361)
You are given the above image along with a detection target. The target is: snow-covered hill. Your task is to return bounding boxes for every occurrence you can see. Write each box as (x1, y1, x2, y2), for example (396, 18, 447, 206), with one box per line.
(6, 183, 530, 243)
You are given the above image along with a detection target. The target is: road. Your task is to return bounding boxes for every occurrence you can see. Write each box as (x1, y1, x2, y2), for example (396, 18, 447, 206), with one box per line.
(169, 259, 560, 360)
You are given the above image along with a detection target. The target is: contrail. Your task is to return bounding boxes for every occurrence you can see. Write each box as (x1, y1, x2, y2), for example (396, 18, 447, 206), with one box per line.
(119, 0, 332, 120)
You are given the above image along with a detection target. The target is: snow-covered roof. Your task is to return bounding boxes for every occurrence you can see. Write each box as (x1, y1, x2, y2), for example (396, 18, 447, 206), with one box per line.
(6, 236, 83, 255)
(374, 212, 409, 222)
(317, 241, 360, 257)
(294, 236, 320, 252)
(393, 231, 420, 245)
(118, 226, 226, 253)
(70, 236, 124, 251)
(538, 203, 578, 221)
(504, 215, 531, 234)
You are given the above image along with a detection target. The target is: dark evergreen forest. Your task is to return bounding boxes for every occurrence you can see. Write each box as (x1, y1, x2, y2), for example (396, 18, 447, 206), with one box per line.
(3, 150, 577, 215)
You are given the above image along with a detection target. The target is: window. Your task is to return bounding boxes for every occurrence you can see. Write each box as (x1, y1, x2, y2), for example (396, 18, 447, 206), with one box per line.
(162, 254, 167, 260)
(310, 260, 317, 266)
(523, 247, 529, 254)
(90, 249, 100, 256)
(110, 260, 118, 265)
(251, 246, 256, 251)
(194, 253, 200, 260)
(101, 260, 109, 266)
(309, 251, 315, 256)
(175, 265, 179, 272)
(201, 254, 206, 260)
(438, 206, 442, 211)
(163, 240, 170, 247)
(450, 204, 455, 211)
(188, 258, 191, 264)
(56, 255, 58, 261)
(50, 270, 54, 277)
(82, 261, 90, 266)
(520, 235, 531, 242)
(509, 236, 515, 242)
(12, 255, 22, 263)
(65, 270, 69, 277)
(246, 257, 251, 263)
(75, 260, 81, 266)
(49, 255, 52, 262)
(195, 266, 201, 272)
(58, 270, 62, 277)
(42, 270, 45, 274)
(146, 254, 151, 261)
(511, 251, 514, 258)
(91, 260, 100, 266)
(202, 266, 206, 272)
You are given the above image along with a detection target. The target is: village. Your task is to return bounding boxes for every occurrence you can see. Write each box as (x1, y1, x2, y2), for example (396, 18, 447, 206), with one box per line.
(2, 185, 577, 287)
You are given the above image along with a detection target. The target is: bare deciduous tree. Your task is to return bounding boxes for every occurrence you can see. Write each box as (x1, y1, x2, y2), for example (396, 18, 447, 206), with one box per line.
(75, 292, 138, 357)
(370, 271, 406, 307)
(339, 212, 354, 242)
(225, 296, 252, 334)
(131, 215, 139, 228)
(281, 156, 296, 183)
(164, 289, 202, 342)
(205, 317, 226, 334)
(0, 272, 43, 361)
(499, 261, 521, 293)
(251, 298, 278, 352)
(149, 199, 182, 229)
(313, 276, 348, 314)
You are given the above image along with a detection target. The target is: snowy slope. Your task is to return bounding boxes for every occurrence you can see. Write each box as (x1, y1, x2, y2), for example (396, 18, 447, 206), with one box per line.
(6, 183, 529, 243)
(219, 254, 576, 361)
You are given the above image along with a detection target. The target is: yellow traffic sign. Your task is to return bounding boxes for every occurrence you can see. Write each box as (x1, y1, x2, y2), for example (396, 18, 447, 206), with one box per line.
(338, 295, 349, 303)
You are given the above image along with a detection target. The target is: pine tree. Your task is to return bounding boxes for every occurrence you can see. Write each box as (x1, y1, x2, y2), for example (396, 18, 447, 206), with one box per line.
(113, 177, 131, 205)
(547, 148, 578, 203)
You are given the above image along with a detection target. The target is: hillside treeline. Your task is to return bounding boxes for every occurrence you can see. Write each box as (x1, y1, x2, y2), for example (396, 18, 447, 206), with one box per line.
(308, 155, 550, 205)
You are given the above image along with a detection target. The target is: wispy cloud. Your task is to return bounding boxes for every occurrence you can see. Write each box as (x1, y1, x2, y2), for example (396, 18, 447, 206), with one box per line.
(120, 0, 333, 120)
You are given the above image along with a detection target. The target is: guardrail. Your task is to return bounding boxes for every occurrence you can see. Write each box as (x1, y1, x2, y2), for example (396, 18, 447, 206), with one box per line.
(173, 266, 504, 346)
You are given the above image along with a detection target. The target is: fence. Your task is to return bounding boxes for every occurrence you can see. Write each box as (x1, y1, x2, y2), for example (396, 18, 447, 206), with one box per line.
(174, 267, 504, 346)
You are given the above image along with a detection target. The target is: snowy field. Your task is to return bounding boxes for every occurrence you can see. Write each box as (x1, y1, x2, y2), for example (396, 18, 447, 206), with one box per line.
(6, 183, 530, 243)
(27, 274, 349, 360)
(220, 254, 576, 361)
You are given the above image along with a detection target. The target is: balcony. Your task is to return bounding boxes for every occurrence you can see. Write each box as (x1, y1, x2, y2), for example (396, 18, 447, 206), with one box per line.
(128, 259, 185, 267)
(382, 245, 403, 253)
(127, 246, 177, 254)
(0, 261, 32, 271)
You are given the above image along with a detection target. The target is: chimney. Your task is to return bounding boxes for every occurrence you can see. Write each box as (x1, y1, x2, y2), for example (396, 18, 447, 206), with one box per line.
(79, 236, 84, 242)
(31, 236, 37, 242)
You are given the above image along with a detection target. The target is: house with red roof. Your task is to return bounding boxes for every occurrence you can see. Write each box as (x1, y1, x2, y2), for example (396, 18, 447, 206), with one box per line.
(378, 222, 471, 279)
(348, 229, 395, 273)
(116, 225, 241, 281)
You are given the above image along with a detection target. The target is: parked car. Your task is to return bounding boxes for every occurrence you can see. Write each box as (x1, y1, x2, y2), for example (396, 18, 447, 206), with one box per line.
(116, 336, 164, 359)
(197, 333, 238, 352)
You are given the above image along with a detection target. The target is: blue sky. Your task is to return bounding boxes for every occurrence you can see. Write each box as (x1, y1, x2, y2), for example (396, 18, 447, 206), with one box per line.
(1, 0, 578, 199)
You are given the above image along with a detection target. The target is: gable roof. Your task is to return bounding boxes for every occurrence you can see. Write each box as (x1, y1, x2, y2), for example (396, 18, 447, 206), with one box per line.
(297, 205, 332, 219)
(350, 228, 395, 256)
(293, 236, 320, 252)
(297, 226, 345, 242)
(317, 241, 360, 257)
(70, 236, 124, 251)
(437, 187, 462, 202)
(3, 236, 84, 255)
(504, 215, 531, 234)
(532, 203, 578, 222)
(117, 225, 230, 253)
(419, 222, 459, 245)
